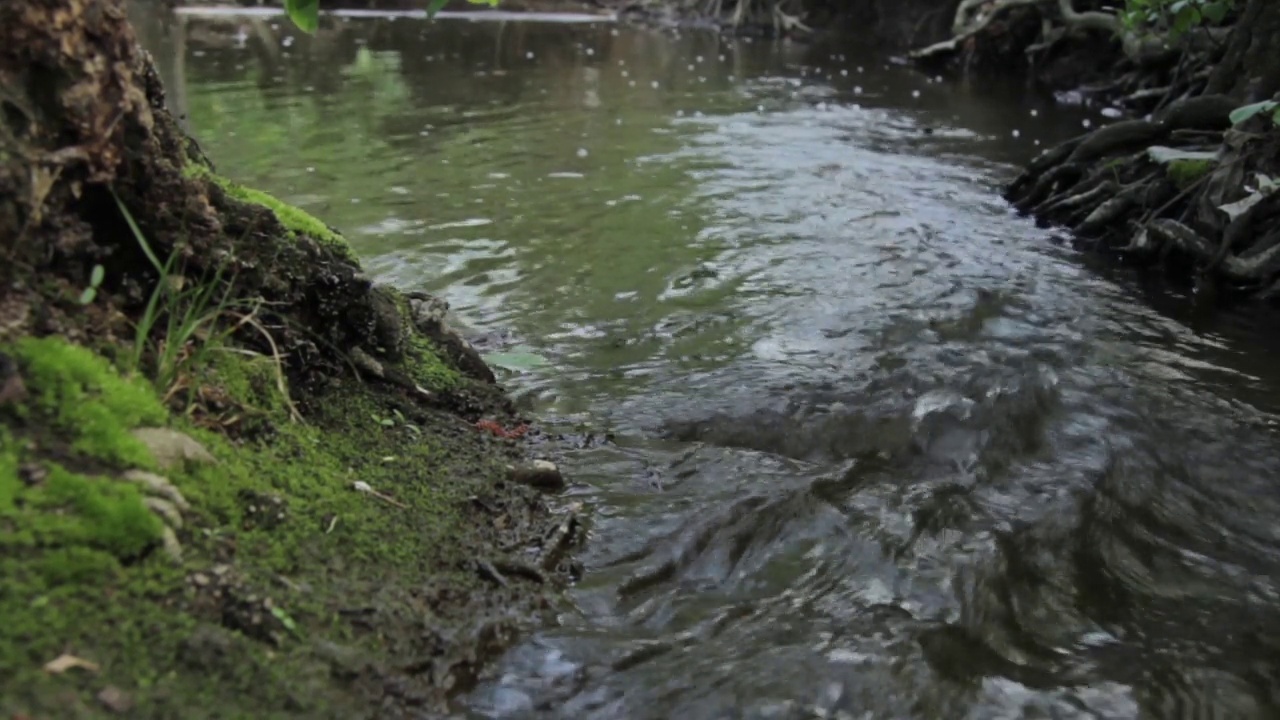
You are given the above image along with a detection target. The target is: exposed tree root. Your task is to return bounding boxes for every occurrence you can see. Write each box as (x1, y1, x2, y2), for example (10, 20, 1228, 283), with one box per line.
(1005, 91, 1280, 296)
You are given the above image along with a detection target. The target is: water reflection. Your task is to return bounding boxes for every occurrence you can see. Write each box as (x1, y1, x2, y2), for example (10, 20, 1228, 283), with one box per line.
(135, 6, 1280, 718)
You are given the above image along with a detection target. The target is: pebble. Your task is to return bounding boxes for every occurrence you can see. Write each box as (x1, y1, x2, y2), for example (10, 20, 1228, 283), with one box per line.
(130, 428, 216, 469)
(507, 460, 565, 492)
(97, 686, 134, 714)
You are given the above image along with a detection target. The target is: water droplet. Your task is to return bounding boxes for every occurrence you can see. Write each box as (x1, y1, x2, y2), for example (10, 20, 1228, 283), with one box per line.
(586, 48, 594, 56)
(576, 148, 589, 158)
(857, 66, 864, 73)
(676, 110, 684, 117)
(628, 80, 635, 87)
(912, 90, 921, 98)
(621, 70, 629, 77)
(282, 36, 294, 48)
(728, 74, 735, 82)
(1012, 129, 1021, 138)
(719, 54, 726, 61)
(840, 69, 848, 76)
(1030, 109, 1039, 117)
(1082, 119, 1092, 128)
(854, 86, 863, 94)
(757, 104, 764, 112)
(651, 80, 660, 89)
(526, 51, 534, 60)
(696, 55, 704, 63)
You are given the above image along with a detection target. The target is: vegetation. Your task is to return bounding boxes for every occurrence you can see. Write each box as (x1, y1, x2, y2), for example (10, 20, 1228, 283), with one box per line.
(0, 0, 580, 716)
(1121, 0, 1236, 36)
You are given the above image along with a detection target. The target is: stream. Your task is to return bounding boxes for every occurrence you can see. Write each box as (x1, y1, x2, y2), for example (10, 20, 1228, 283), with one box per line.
(138, 7, 1280, 718)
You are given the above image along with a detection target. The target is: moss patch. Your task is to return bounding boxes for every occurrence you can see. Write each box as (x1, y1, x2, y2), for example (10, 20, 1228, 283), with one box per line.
(1, 330, 562, 719)
(184, 164, 356, 262)
(1167, 158, 1215, 189)
(9, 337, 166, 469)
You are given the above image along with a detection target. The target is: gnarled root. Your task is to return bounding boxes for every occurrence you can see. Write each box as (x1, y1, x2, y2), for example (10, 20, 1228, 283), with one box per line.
(1005, 102, 1280, 299)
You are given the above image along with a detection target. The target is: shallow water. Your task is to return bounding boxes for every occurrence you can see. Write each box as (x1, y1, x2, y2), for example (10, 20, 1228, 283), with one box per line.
(138, 8, 1280, 718)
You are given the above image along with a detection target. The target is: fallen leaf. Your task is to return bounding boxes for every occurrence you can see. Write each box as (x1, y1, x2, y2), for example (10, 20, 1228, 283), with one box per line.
(43, 653, 100, 674)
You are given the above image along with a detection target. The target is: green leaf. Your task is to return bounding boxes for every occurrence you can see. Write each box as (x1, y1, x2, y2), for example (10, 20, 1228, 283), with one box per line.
(1146, 146, 1218, 164)
(426, 0, 449, 17)
(77, 287, 97, 306)
(483, 347, 550, 372)
(1172, 5, 1200, 36)
(1229, 100, 1280, 126)
(270, 606, 300, 635)
(285, 0, 320, 33)
(1202, 1, 1229, 24)
(89, 264, 105, 288)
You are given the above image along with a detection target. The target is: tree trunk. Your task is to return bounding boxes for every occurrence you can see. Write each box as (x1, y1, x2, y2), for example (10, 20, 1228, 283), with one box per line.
(1206, 0, 1280, 101)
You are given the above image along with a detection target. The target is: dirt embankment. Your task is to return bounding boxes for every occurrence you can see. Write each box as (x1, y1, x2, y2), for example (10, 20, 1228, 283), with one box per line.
(0, 1, 583, 718)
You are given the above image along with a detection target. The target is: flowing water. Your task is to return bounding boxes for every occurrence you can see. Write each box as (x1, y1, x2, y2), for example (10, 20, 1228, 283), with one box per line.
(138, 8, 1280, 718)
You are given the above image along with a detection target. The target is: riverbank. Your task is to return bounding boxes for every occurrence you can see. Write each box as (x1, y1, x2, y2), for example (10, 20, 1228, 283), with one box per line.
(0, 2, 581, 718)
(918, 0, 1280, 303)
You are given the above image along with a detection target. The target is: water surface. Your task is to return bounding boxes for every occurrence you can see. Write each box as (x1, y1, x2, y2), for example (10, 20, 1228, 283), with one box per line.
(138, 10, 1280, 718)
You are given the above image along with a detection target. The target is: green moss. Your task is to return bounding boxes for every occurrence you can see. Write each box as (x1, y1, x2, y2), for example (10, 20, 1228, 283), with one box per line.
(1, 323, 529, 717)
(185, 164, 355, 262)
(9, 337, 166, 469)
(0, 438, 17, 515)
(406, 334, 461, 391)
(1167, 158, 1215, 189)
(38, 466, 163, 556)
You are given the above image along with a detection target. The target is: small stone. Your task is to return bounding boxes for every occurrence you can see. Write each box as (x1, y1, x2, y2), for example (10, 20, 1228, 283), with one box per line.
(160, 526, 183, 564)
(123, 470, 190, 510)
(0, 352, 27, 407)
(143, 497, 183, 529)
(508, 460, 565, 492)
(97, 686, 133, 714)
(130, 428, 216, 470)
(350, 346, 385, 379)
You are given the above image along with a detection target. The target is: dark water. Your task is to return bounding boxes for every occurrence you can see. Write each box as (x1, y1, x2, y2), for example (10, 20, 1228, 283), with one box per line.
(138, 7, 1280, 718)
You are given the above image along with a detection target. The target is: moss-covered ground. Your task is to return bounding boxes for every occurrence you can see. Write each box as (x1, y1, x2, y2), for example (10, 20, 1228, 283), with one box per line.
(0, 180, 570, 718)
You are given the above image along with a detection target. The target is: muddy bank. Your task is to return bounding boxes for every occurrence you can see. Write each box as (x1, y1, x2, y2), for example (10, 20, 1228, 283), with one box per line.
(0, 1, 582, 718)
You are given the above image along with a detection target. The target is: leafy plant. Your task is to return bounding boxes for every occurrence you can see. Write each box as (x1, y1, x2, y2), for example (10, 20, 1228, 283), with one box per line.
(370, 408, 423, 437)
(1121, 0, 1235, 36)
(284, 0, 500, 33)
(1229, 100, 1280, 126)
(78, 264, 105, 306)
